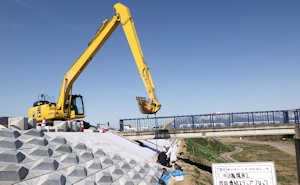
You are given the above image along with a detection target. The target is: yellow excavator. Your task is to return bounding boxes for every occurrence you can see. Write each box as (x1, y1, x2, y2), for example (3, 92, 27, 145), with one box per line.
(161, 120, 174, 130)
(28, 3, 161, 122)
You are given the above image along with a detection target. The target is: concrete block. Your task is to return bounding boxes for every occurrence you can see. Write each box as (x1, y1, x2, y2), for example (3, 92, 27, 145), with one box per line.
(69, 122, 80, 132)
(49, 136, 67, 144)
(28, 147, 53, 158)
(31, 158, 59, 171)
(143, 163, 150, 169)
(74, 143, 88, 151)
(23, 129, 44, 137)
(101, 157, 114, 168)
(94, 148, 106, 157)
(0, 128, 21, 138)
(74, 122, 81, 132)
(111, 167, 124, 180)
(44, 126, 55, 132)
(66, 166, 87, 177)
(53, 121, 68, 132)
(0, 138, 23, 149)
(129, 159, 137, 166)
(78, 151, 94, 163)
(138, 180, 150, 185)
(27, 119, 36, 129)
(147, 169, 156, 176)
(62, 166, 88, 184)
(0, 125, 7, 130)
(37, 173, 67, 185)
(84, 160, 102, 176)
(85, 159, 102, 171)
(8, 117, 28, 130)
(135, 167, 146, 175)
(72, 176, 96, 185)
(0, 151, 26, 163)
(0, 117, 8, 128)
(144, 176, 159, 184)
(0, 164, 28, 182)
(121, 162, 132, 170)
(112, 154, 122, 161)
(97, 174, 113, 184)
(73, 179, 96, 185)
(74, 180, 96, 185)
(54, 144, 73, 153)
(125, 181, 135, 185)
(116, 176, 135, 185)
(83, 129, 94, 133)
(26, 137, 48, 146)
(113, 168, 124, 175)
(132, 173, 142, 181)
(59, 153, 79, 164)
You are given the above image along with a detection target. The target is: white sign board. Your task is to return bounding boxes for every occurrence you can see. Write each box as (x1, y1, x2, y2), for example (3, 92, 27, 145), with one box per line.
(212, 162, 277, 185)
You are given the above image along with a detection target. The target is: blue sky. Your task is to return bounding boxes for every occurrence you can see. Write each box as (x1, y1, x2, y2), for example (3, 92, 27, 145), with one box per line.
(0, 0, 299, 128)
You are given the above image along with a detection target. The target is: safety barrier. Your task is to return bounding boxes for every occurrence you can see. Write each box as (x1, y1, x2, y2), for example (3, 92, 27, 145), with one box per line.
(120, 109, 300, 132)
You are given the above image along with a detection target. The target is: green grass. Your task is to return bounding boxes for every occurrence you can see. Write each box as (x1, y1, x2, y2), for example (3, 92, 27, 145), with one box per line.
(184, 138, 234, 165)
(203, 176, 213, 184)
(184, 138, 232, 184)
(277, 176, 287, 182)
(231, 142, 297, 185)
(192, 168, 201, 185)
(192, 168, 212, 185)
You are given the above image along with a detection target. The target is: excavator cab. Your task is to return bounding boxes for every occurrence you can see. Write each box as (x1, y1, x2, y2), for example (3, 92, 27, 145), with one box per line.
(66, 95, 85, 118)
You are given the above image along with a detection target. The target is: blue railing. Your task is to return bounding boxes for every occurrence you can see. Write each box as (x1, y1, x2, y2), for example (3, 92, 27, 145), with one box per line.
(119, 109, 300, 132)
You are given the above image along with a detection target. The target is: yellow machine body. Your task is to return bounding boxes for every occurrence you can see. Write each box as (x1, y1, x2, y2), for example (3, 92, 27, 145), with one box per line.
(28, 3, 161, 122)
(28, 95, 85, 122)
(29, 103, 57, 122)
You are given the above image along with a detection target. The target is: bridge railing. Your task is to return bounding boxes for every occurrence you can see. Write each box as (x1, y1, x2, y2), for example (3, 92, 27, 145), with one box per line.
(119, 109, 300, 132)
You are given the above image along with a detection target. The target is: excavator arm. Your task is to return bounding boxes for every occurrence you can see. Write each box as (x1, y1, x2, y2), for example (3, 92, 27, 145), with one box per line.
(56, 3, 161, 115)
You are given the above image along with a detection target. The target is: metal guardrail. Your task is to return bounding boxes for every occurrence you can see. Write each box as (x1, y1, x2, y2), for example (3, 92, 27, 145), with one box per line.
(119, 109, 300, 132)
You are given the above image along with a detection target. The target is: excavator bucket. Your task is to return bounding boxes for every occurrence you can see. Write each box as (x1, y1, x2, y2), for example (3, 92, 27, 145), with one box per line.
(136, 97, 159, 114)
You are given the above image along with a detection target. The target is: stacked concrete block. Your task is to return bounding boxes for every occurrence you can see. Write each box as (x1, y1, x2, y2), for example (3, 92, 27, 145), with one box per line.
(53, 121, 68, 132)
(8, 117, 28, 130)
(0, 117, 36, 130)
(27, 118, 36, 129)
(0, 116, 9, 128)
(42, 126, 56, 132)
(69, 121, 81, 132)
(0, 128, 163, 185)
(52, 121, 82, 132)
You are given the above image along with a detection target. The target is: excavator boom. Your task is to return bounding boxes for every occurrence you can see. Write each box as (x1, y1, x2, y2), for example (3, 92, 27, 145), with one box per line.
(56, 15, 120, 111)
(114, 3, 161, 114)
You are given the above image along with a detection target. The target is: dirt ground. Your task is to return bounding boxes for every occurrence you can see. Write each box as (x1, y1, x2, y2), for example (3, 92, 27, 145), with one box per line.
(220, 146, 242, 162)
(219, 137, 295, 156)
